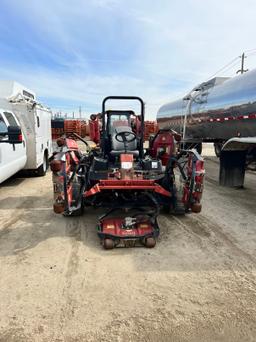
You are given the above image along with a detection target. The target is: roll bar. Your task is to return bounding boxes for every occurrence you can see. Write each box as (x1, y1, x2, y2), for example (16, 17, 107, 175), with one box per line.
(101, 96, 145, 158)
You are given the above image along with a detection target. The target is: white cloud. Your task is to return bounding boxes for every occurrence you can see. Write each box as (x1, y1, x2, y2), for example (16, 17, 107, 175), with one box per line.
(1, 0, 256, 119)
(0, 64, 176, 119)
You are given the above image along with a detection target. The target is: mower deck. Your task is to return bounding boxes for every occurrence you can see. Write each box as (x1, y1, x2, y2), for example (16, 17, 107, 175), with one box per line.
(98, 216, 158, 249)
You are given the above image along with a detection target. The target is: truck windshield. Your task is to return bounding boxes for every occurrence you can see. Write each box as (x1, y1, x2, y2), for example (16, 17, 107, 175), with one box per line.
(4, 112, 18, 126)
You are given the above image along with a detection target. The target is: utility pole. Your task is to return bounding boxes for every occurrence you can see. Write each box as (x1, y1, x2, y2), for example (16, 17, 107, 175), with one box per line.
(236, 52, 248, 74)
(72, 111, 74, 119)
(79, 106, 82, 119)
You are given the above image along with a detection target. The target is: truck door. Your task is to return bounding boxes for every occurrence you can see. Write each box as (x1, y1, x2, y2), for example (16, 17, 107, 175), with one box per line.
(35, 109, 44, 167)
(0, 111, 27, 183)
(34, 107, 52, 167)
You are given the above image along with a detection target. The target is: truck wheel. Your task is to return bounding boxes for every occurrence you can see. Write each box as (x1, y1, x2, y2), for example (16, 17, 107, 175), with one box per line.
(214, 143, 223, 158)
(37, 152, 48, 176)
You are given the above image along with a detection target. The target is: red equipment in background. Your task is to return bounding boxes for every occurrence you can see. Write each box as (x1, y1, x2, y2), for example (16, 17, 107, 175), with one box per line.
(81, 121, 89, 138)
(51, 127, 64, 140)
(89, 114, 101, 144)
(51, 119, 89, 140)
(64, 120, 82, 137)
(88, 113, 159, 145)
(144, 121, 159, 140)
(52, 114, 160, 144)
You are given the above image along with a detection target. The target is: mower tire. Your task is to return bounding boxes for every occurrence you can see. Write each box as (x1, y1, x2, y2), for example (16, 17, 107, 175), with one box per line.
(103, 238, 114, 250)
(145, 237, 156, 248)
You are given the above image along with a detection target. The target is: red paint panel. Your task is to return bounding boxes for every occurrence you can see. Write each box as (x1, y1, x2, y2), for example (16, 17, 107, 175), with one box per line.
(84, 179, 171, 197)
(66, 138, 79, 150)
(101, 218, 153, 237)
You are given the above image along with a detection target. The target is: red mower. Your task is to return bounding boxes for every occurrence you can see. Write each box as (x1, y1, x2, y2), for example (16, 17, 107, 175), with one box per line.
(50, 96, 204, 249)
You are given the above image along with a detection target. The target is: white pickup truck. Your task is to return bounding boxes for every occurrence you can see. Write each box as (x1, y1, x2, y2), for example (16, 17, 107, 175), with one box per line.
(0, 81, 53, 184)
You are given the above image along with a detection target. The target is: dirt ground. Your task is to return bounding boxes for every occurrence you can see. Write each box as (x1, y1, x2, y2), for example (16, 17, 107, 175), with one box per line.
(0, 144, 256, 342)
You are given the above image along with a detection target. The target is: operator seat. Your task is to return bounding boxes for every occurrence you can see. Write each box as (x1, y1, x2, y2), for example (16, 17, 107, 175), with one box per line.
(110, 126, 139, 157)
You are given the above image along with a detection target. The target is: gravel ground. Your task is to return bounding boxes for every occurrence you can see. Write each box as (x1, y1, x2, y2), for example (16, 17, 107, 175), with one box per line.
(0, 144, 256, 342)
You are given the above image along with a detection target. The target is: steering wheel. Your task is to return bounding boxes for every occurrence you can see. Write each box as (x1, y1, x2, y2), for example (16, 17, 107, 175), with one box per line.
(115, 131, 136, 143)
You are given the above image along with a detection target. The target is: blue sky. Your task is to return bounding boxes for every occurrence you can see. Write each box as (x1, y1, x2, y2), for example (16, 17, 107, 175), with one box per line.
(1, 0, 256, 119)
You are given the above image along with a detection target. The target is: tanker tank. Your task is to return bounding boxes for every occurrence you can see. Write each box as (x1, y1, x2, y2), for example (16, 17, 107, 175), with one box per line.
(158, 69, 256, 187)
(157, 69, 256, 145)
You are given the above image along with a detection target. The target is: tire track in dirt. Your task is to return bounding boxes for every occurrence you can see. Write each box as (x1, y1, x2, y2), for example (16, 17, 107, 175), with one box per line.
(160, 214, 208, 250)
(0, 198, 35, 228)
(163, 212, 256, 299)
(166, 212, 256, 268)
(54, 218, 84, 340)
(0, 197, 42, 240)
(190, 214, 256, 265)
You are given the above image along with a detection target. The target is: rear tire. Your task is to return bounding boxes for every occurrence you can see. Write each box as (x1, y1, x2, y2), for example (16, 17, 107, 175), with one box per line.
(37, 151, 48, 176)
(214, 143, 223, 158)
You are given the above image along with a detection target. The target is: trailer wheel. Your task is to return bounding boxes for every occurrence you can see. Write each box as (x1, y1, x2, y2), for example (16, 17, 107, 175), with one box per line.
(37, 151, 48, 176)
(214, 143, 223, 158)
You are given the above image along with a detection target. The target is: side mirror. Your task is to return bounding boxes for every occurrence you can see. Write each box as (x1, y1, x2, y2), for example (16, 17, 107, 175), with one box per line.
(0, 126, 23, 144)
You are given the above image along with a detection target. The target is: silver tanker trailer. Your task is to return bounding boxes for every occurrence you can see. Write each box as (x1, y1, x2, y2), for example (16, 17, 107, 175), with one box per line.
(157, 69, 256, 187)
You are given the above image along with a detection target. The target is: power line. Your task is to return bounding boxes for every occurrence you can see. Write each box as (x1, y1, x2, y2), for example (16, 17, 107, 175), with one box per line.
(244, 48, 256, 54)
(206, 56, 240, 80)
(246, 51, 256, 57)
(217, 59, 241, 75)
(206, 49, 256, 81)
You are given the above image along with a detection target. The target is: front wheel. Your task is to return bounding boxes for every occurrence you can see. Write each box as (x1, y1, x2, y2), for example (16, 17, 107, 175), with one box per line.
(37, 151, 48, 176)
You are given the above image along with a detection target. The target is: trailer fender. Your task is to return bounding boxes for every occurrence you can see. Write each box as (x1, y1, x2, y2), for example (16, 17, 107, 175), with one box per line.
(220, 137, 256, 187)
